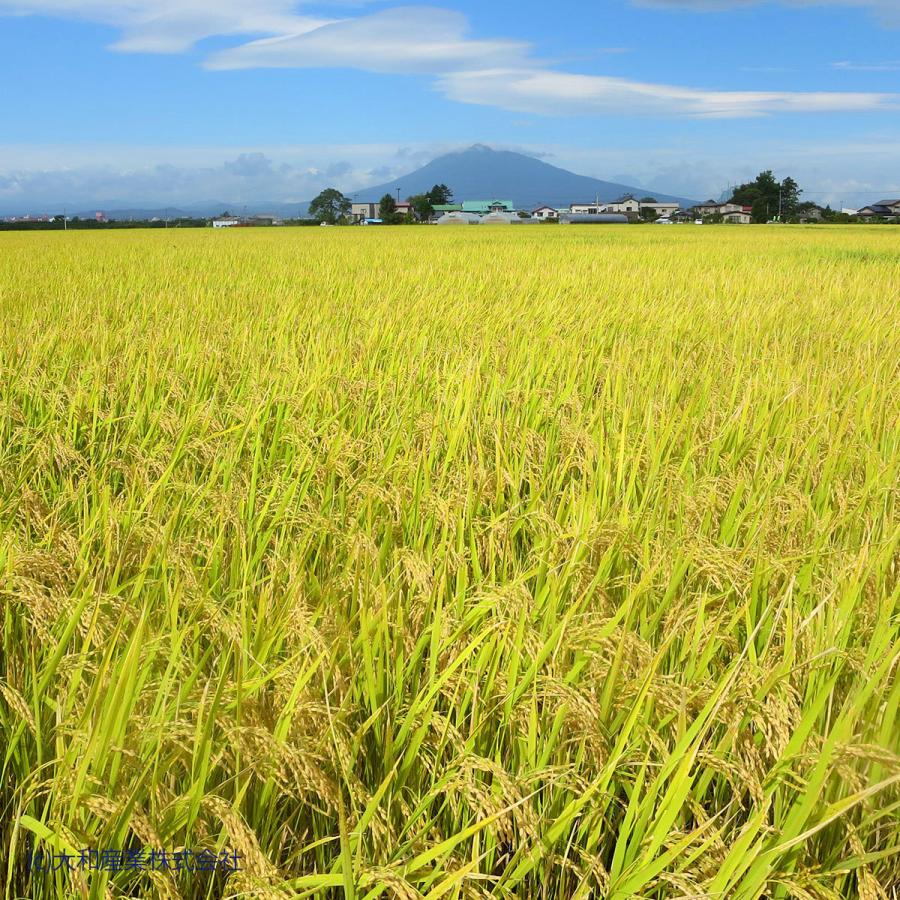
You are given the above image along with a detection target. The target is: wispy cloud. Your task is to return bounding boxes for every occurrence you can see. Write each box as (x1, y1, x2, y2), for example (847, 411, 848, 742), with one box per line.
(832, 59, 900, 71)
(1, 2, 897, 117)
(631, 0, 900, 27)
(0, 0, 331, 52)
(439, 68, 897, 118)
(205, 7, 529, 74)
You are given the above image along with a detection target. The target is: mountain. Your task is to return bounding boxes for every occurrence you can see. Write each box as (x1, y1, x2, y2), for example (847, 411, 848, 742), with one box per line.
(354, 145, 697, 209)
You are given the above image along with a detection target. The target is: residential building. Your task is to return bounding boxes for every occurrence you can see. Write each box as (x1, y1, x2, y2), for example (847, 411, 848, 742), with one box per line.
(857, 199, 900, 221)
(531, 205, 559, 220)
(693, 201, 751, 220)
(694, 201, 744, 217)
(248, 214, 283, 226)
(639, 201, 679, 218)
(351, 202, 376, 222)
(603, 195, 641, 215)
(461, 199, 515, 215)
(570, 203, 604, 215)
(351, 200, 413, 223)
(212, 216, 241, 228)
(722, 210, 752, 224)
(794, 206, 825, 223)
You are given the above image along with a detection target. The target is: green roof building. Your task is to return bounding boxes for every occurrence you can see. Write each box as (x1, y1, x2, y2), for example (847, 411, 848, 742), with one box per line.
(461, 200, 516, 214)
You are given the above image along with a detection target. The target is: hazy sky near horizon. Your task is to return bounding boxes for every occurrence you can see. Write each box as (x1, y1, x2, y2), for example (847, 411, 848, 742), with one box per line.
(1, 0, 898, 210)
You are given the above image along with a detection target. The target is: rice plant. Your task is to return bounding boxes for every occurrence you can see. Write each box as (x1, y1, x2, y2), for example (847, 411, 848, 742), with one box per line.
(0, 225, 897, 899)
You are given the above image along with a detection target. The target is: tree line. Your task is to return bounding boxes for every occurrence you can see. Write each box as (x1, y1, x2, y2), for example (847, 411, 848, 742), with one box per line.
(307, 184, 454, 225)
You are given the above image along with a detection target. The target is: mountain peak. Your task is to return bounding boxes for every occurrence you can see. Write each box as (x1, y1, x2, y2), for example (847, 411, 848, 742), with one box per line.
(356, 145, 697, 208)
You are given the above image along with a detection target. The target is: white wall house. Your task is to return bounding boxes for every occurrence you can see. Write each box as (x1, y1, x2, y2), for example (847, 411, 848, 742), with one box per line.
(639, 202, 679, 218)
(694, 201, 745, 218)
(212, 216, 241, 228)
(603, 198, 641, 214)
(532, 205, 559, 219)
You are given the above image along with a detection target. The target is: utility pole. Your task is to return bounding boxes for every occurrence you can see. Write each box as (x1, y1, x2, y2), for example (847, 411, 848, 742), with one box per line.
(778, 186, 783, 221)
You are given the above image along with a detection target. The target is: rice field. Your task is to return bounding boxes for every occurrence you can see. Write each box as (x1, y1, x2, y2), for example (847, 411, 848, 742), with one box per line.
(0, 225, 898, 899)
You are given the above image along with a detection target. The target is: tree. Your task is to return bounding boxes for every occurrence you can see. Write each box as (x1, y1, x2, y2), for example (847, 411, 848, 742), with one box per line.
(379, 193, 398, 224)
(427, 184, 453, 205)
(780, 177, 801, 219)
(408, 194, 434, 222)
(308, 188, 351, 225)
(729, 170, 803, 223)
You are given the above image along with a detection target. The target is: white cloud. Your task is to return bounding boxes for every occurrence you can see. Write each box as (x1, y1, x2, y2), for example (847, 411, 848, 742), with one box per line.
(204, 6, 896, 117)
(439, 68, 897, 118)
(833, 59, 900, 71)
(631, 0, 900, 27)
(0, 0, 330, 52)
(1, 1, 897, 117)
(205, 7, 529, 74)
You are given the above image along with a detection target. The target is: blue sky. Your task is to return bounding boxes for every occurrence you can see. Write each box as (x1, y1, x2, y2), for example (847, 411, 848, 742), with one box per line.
(1, 0, 898, 211)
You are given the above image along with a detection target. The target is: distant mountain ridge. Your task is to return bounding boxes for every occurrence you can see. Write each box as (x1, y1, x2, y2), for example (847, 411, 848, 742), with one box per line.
(356, 144, 697, 209)
(72, 202, 306, 221)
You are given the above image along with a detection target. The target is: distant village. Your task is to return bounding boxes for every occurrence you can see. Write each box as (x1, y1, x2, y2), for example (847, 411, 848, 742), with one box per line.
(3, 195, 898, 230)
(212, 193, 899, 227)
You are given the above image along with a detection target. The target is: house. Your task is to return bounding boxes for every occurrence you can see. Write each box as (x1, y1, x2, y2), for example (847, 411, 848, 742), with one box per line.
(570, 203, 604, 215)
(694, 200, 722, 217)
(247, 214, 283, 226)
(794, 206, 825, 223)
(571, 197, 643, 216)
(693, 201, 752, 221)
(639, 201, 680, 218)
(432, 204, 463, 218)
(670, 209, 695, 223)
(461, 199, 515, 215)
(857, 200, 900, 221)
(351, 202, 377, 223)
(693, 201, 744, 218)
(722, 210, 752, 224)
(212, 216, 241, 228)
(532, 205, 559, 220)
(351, 200, 413, 223)
(603, 195, 642, 215)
